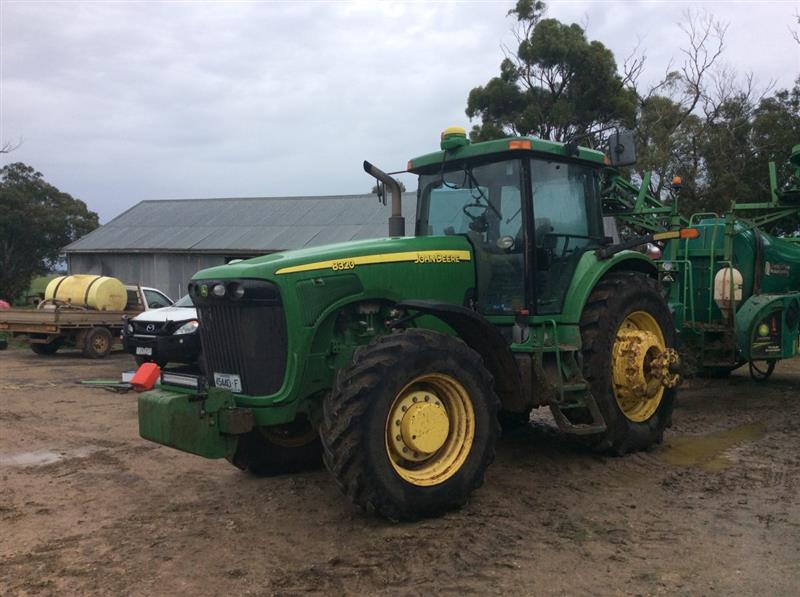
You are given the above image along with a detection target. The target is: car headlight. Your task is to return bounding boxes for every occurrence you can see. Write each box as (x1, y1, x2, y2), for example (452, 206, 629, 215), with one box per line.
(173, 320, 199, 335)
(127, 323, 134, 333)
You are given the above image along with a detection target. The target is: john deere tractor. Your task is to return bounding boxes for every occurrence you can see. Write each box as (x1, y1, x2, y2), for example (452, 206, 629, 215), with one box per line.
(138, 127, 685, 520)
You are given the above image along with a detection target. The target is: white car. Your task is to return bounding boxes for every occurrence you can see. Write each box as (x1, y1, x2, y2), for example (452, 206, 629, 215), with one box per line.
(122, 294, 202, 369)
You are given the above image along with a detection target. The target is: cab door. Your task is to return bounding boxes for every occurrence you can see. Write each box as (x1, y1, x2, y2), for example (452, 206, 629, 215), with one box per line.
(530, 159, 603, 314)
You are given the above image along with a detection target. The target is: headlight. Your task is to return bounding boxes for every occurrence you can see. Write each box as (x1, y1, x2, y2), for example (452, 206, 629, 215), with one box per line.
(212, 283, 226, 297)
(173, 320, 199, 335)
(127, 323, 134, 333)
(229, 282, 245, 299)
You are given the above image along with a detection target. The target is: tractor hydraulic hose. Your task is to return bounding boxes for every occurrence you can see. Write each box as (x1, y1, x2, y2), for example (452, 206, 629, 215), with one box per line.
(363, 160, 405, 237)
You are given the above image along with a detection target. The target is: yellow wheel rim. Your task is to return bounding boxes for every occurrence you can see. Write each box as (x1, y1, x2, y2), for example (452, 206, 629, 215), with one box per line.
(385, 373, 475, 487)
(611, 310, 675, 423)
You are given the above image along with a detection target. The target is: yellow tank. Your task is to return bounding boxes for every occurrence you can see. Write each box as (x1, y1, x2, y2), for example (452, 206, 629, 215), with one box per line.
(44, 275, 127, 311)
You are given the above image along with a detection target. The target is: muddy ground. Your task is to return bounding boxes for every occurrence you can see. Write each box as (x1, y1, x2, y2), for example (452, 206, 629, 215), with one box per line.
(1, 346, 798, 596)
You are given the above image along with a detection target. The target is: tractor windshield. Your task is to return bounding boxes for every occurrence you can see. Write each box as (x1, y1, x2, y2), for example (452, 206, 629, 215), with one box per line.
(416, 158, 523, 240)
(417, 158, 525, 314)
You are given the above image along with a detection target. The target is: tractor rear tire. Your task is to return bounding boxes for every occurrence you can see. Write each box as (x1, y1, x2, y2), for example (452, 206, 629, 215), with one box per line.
(579, 272, 677, 455)
(320, 329, 500, 521)
(232, 417, 322, 476)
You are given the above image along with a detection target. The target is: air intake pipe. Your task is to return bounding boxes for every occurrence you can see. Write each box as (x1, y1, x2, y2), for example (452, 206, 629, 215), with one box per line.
(363, 160, 405, 237)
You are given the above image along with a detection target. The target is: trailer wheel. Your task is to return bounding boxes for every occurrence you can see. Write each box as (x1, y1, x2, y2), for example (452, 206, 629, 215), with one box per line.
(83, 327, 112, 359)
(31, 338, 63, 356)
(230, 416, 322, 476)
(578, 272, 678, 455)
(748, 360, 776, 382)
(320, 329, 500, 521)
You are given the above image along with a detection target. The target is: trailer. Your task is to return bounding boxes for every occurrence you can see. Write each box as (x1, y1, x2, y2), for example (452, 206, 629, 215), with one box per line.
(0, 284, 172, 358)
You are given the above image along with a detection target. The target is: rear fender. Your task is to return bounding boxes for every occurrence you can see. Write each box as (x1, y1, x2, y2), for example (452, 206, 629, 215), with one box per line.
(561, 251, 657, 323)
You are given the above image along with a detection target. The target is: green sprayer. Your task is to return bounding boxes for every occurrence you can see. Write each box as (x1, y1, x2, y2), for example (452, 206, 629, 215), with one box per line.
(603, 143, 800, 380)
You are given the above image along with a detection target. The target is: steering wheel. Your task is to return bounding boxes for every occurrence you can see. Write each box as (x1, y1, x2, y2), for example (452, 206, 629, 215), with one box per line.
(462, 202, 488, 221)
(462, 202, 490, 233)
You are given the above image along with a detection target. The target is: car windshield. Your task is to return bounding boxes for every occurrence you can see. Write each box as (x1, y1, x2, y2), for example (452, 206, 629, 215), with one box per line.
(173, 294, 194, 308)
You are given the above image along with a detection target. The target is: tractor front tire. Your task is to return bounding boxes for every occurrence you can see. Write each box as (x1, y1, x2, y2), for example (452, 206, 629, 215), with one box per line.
(320, 329, 500, 521)
(135, 355, 166, 368)
(579, 272, 677, 455)
(232, 417, 322, 476)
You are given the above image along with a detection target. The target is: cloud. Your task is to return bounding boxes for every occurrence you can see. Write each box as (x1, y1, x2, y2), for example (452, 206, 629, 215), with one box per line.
(2, 1, 798, 222)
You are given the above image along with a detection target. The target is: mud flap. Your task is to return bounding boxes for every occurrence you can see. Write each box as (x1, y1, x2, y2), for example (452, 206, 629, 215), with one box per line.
(138, 387, 253, 459)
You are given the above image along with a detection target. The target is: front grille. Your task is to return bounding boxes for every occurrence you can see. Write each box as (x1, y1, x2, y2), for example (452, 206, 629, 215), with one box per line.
(195, 281, 288, 396)
(132, 320, 167, 334)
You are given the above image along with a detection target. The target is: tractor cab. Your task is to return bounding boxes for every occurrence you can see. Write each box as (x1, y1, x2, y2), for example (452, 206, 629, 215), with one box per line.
(409, 127, 606, 316)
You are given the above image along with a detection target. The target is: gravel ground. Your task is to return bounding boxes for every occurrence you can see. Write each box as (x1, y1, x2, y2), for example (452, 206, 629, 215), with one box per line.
(1, 346, 798, 596)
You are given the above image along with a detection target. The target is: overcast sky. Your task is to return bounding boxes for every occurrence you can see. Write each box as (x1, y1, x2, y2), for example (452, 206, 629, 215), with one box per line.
(2, 0, 798, 222)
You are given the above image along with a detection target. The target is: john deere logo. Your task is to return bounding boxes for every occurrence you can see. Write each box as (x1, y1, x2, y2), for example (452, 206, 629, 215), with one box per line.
(200, 285, 209, 298)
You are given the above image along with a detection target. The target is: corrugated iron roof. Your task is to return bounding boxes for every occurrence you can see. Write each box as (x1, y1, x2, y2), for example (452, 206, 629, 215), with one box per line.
(64, 193, 418, 253)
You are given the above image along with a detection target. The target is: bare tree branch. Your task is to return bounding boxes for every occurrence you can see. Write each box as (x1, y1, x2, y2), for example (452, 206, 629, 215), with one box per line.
(675, 9, 728, 125)
(621, 36, 647, 93)
(1, 138, 23, 154)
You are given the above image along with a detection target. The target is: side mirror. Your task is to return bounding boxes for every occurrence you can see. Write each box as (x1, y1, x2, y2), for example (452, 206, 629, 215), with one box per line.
(608, 129, 636, 167)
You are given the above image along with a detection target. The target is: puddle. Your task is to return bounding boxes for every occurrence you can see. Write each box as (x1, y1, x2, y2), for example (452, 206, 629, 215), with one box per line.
(0, 447, 95, 467)
(660, 421, 767, 471)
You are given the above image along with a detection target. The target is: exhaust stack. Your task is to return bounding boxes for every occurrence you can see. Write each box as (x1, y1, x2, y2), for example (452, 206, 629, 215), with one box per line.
(363, 161, 405, 237)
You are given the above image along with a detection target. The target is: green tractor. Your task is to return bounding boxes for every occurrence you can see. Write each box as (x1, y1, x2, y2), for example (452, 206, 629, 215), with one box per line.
(138, 127, 685, 520)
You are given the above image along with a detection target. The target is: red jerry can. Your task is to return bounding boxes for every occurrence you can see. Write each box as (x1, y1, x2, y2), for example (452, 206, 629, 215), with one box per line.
(131, 362, 161, 392)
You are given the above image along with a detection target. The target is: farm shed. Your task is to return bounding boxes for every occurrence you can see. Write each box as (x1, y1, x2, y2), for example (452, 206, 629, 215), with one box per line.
(64, 193, 417, 299)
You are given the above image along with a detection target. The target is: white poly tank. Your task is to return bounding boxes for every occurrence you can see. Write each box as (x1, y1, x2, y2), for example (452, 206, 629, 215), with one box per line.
(713, 267, 743, 318)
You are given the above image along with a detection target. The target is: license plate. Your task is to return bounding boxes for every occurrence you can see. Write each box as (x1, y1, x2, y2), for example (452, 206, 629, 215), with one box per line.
(214, 372, 242, 393)
(136, 346, 153, 356)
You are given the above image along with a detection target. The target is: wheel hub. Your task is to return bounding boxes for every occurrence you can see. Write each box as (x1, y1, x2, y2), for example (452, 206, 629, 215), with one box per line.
(401, 401, 450, 454)
(613, 330, 679, 402)
(611, 310, 680, 423)
(388, 391, 449, 461)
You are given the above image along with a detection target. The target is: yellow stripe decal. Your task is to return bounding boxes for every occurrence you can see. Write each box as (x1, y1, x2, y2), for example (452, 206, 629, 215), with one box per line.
(653, 231, 681, 241)
(275, 250, 472, 275)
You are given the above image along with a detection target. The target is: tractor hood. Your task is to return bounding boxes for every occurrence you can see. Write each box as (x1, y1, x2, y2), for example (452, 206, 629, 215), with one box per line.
(193, 235, 475, 284)
(190, 235, 477, 316)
